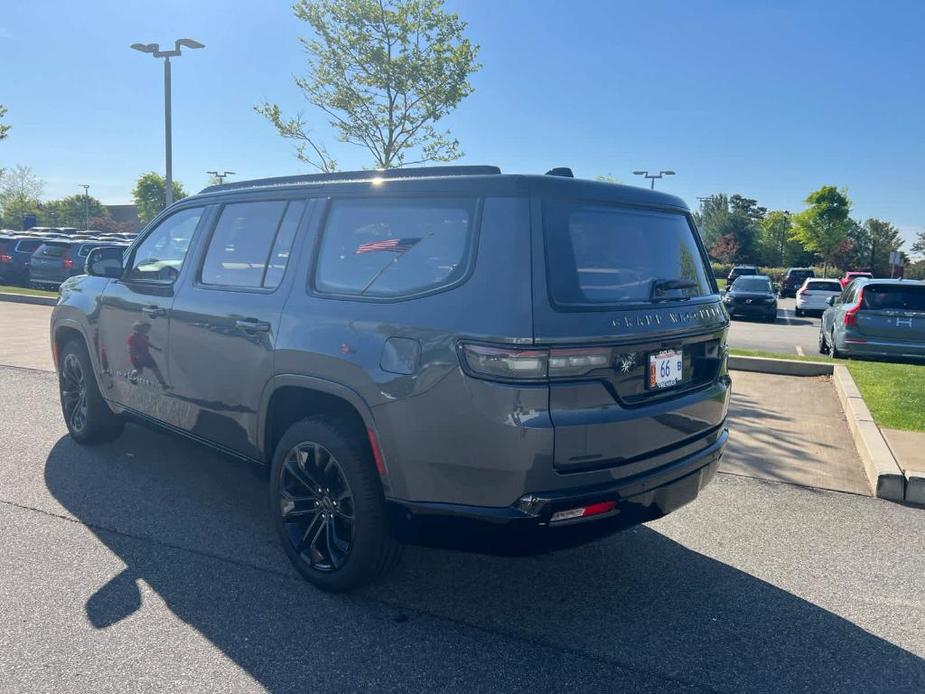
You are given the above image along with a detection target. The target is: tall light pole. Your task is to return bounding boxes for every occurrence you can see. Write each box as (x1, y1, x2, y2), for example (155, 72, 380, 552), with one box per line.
(633, 170, 676, 189)
(131, 38, 205, 207)
(207, 170, 235, 185)
(80, 184, 90, 230)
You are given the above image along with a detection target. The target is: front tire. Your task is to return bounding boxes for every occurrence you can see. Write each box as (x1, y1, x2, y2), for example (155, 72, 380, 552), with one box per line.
(270, 417, 402, 592)
(58, 339, 124, 444)
(818, 328, 830, 355)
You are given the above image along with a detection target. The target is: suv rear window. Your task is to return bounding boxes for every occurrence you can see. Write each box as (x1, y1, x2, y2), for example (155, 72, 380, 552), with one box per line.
(806, 280, 841, 292)
(314, 197, 474, 298)
(788, 270, 813, 279)
(38, 243, 68, 257)
(862, 284, 925, 311)
(543, 202, 712, 305)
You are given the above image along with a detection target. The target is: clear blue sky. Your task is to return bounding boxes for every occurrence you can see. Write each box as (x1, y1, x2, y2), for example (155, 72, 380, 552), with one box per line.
(1, 0, 923, 247)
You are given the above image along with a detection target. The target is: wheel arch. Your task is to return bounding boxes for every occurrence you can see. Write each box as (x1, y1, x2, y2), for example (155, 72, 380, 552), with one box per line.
(258, 375, 391, 493)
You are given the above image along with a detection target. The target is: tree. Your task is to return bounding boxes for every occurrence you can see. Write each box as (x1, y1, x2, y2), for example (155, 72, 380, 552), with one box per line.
(912, 228, 925, 258)
(132, 172, 187, 223)
(595, 174, 621, 184)
(256, 0, 480, 171)
(862, 218, 903, 275)
(710, 234, 740, 264)
(0, 104, 9, 142)
(697, 193, 764, 263)
(0, 164, 43, 229)
(790, 186, 852, 277)
(41, 194, 109, 229)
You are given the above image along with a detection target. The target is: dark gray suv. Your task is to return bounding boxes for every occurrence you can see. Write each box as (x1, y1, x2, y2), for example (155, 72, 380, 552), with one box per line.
(50, 166, 731, 591)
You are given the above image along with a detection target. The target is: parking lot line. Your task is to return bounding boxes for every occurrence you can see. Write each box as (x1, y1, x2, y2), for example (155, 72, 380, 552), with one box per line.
(795, 345, 805, 356)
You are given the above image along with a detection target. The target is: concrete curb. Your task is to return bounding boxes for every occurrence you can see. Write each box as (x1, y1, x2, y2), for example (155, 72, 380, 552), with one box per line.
(832, 365, 906, 501)
(905, 474, 925, 505)
(0, 292, 57, 307)
(729, 355, 834, 376)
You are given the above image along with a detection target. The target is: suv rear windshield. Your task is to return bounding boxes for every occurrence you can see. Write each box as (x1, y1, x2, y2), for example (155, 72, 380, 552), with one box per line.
(787, 270, 813, 279)
(38, 243, 68, 257)
(862, 284, 925, 311)
(543, 202, 712, 306)
(806, 280, 841, 292)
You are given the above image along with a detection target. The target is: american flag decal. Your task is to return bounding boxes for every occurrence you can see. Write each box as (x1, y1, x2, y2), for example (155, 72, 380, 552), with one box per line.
(355, 237, 420, 255)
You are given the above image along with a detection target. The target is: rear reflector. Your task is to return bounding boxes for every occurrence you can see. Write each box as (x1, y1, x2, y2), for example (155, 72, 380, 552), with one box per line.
(550, 500, 616, 523)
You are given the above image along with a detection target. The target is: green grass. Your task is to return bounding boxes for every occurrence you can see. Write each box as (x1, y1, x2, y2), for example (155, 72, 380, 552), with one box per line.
(716, 278, 727, 289)
(0, 284, 58, 298)
(731, 348, 925, 432)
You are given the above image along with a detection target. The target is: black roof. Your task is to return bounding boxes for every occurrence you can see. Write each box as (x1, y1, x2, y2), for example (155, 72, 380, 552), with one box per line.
(193, 165, 690, 212)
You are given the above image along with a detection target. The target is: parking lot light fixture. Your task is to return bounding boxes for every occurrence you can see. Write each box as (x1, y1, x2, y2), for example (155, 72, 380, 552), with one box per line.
(207, 170, 235, 185)
(131, 38, 205, 207)
(80, 184, 90, 230)
(633, 169, 676, 190)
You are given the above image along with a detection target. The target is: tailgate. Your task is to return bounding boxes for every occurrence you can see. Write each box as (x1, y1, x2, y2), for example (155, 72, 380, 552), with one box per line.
(857, 285, 925, 341)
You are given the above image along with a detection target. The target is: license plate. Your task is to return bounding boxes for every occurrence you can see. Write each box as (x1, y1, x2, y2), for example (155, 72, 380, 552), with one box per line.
(648, 349, 683, 389)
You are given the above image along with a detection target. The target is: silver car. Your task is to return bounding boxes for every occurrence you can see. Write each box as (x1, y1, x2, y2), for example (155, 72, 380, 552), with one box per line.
(819, 279, 925, 359)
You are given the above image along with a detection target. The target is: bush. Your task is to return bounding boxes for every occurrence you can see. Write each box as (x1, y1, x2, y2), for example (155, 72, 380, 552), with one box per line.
(709, 262, 843, 284)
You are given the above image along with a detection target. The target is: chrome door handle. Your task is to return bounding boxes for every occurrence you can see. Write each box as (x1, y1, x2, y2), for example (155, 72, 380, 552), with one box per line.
(142, 305, 167, 318)
(235, 319, 271, 333)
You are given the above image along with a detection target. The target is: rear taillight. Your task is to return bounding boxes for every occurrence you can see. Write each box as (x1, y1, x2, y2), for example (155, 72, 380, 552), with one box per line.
(797, 288, 807, 297)
(460, 343, 611, 381)
(62, 257, 74, 270)
(844, 288, 864, 327)
(0, 253, 11, 263)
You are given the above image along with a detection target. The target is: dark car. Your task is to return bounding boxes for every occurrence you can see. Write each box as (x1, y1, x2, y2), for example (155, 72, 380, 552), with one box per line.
(0, 235, 44, 286)
(779, 267, 815, 298)
(820, 279, 925, 360)
(30, 240, 126, 289)
(50, 166, 730, 591)
(722, 274, 778, 321)
(727, 265, 758, 284)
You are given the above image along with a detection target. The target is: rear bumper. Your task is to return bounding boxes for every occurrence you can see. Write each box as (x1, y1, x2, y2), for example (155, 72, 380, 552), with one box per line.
(837, 334, 925, 359)
(386, 428, 727, 553)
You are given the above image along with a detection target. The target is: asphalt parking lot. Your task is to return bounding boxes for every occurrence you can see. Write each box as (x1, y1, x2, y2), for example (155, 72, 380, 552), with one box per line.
(0, 300, 924, 692)
(727, 297, 823, 356)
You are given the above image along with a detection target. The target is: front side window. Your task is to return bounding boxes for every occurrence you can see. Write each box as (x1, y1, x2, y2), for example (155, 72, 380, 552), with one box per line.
(126, 207, 204, 283)
(200, 200, 303, 289)
(544, 202, 712, 306)
(314, 197, 474, 298)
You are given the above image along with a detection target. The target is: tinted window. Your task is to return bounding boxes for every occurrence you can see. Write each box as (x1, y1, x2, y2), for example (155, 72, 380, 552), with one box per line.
(263, 201, 305, 289)
(126, 207, 203, 283)
(544, 203, 711, 305)
(201, 201, 291, 288)
(15, 239, 41, 253)
(733, 277, 772, 292)
(315, 197, 474, 298)
(38, 243, 68, 258)
(862, 285, 925, 311)
(806, 280, 841, 292)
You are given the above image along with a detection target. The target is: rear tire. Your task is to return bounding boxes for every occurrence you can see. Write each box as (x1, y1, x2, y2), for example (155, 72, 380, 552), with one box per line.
(58, 339, 124, 444)
(270, 416, 402, 592)
(818, 329, 830, 355)
(795, 308, 803, 317)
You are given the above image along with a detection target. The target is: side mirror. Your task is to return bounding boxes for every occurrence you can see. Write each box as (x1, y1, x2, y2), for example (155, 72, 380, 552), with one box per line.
(85, 247, 125, 279)
(826, 296, 837, 307)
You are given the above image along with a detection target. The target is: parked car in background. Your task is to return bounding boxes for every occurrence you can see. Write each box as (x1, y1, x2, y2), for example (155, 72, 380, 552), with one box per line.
(820, 279, 925, 360)
(779, 267, 815, 298)
(795, 278, 843, 316)
(727, 265, 758, 284)
(30, 240, 126, 290)
(839, 271, 873, 289)
(51, 165, 730, 591)
(722, 274, 778, 321)
(0, 235, 44, 286)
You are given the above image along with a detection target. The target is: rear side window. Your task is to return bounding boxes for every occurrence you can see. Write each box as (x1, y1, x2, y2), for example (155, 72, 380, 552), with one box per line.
(544, 202, 712, 305)
(862, 285, 925, 311)
(201, 200, 304, 289)
(38, 244, 68, 258)
(807, 280, 841, 292)
(314, 197, 474, 298)
(15, 239, 41, 253)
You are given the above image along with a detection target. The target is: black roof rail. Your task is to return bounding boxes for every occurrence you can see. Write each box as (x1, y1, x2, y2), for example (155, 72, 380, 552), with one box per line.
(545, 167, 574, 177)
(199, 165, 502, 194)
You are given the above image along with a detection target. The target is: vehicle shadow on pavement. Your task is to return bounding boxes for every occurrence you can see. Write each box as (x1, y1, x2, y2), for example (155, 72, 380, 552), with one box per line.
(44, 425, 924, 692)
